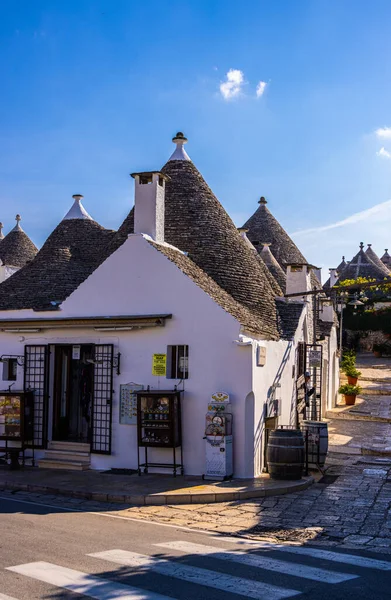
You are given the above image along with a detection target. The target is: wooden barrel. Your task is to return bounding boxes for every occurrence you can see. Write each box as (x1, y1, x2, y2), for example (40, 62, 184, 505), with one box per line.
(301, 421, 328, 467)
(266, 429, 304, 480)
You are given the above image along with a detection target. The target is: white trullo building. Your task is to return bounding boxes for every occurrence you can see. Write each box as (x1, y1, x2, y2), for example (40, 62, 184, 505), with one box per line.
(0, 133, 338, 476)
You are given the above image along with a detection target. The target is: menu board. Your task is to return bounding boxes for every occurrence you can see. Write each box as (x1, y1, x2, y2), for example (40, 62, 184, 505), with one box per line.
(120, 383, 143, 425)
(0, 394, 21, 439)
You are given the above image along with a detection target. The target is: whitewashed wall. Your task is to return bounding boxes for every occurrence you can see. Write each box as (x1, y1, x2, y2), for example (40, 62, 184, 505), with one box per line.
(0, 236, 254, 476)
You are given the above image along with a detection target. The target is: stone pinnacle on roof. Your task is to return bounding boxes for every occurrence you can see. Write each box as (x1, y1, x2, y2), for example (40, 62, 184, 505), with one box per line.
(168, 131, 192, 162)
(366, 243, 390, 274)
(338, 242, 390, 281)
(62, 194, 93, 221)
(12, 214, 23, 231)
(0, 222, 3, 240)
(242, 195, 307, 267)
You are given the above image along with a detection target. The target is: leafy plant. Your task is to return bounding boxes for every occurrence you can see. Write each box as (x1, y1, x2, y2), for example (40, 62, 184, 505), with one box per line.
(345, 365, 361, 378)
(338, 383, 362, 396)
(341, 349, 356, 373)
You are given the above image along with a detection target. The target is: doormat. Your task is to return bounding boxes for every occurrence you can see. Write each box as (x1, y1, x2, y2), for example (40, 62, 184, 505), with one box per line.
(101, 468, 138, 476)
(318, 474, 339, 485)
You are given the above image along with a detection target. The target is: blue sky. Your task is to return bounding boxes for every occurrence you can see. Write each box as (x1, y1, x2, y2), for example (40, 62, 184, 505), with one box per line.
(1, 0, 391, 274)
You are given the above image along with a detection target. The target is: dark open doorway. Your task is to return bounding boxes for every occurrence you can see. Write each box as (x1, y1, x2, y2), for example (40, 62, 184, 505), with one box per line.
(52, 345, 94, 443)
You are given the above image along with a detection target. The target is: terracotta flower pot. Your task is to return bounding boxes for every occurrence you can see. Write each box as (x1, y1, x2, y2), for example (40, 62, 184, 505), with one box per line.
(344, 394, 356, 406)
(347, 376, 358, 385)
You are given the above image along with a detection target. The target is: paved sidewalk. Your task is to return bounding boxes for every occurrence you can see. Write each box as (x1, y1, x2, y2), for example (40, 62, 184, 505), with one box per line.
(0, 467, 312, 505)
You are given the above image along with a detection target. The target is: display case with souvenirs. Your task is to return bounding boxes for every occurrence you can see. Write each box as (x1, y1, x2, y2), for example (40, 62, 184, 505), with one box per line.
(136, 390, 183, 475)
(0, 392, 34, 442)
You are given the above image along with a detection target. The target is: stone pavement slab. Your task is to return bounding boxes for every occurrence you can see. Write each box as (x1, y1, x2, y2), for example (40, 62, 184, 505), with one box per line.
(0, 467, 313, 505)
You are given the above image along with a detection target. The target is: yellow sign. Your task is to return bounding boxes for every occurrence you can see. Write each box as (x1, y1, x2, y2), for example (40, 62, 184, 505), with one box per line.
(152, 354, 167, 376)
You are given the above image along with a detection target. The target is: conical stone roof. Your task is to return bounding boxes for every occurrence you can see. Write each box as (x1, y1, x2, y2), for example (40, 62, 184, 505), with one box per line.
(366, 244, 390, 274)
(338, 243, 390, 281)
(381, 249, 391, 268)
(0, 200, 115, 310)
(0, 215, 38, 268)
(115, 134, 281, 339)
(259, 243, 287, 292)
(242, 197, 307, 267)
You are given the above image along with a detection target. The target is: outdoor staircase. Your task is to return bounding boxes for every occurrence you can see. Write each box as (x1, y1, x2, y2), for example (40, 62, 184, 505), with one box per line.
(38, 441, 91, 471)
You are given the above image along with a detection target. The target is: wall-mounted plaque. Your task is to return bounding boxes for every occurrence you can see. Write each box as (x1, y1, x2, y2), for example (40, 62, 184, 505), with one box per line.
(119, 382, 143, 425)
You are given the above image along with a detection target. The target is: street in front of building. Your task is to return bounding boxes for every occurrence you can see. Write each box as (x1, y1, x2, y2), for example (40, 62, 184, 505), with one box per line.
(1, 491, 391, 600)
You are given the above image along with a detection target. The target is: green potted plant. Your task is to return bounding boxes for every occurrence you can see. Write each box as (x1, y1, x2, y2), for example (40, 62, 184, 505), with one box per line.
(341, 349, 356, 373)
(338, 383, 362, 406)
(345, 365, 361, 385)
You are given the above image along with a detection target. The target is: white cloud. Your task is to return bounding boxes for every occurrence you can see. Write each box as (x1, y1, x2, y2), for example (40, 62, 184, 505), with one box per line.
(256, 81, 267, 98)
(219, 69, 244, 100)
(291, 199, 391, 237)
(375, 127, 391, 139)
(377, 146, 391, 159)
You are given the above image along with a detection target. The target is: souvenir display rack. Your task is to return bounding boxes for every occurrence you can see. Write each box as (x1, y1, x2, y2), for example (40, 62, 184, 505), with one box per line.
(136, 389, 183, 476)
(0, 391, 34, 468)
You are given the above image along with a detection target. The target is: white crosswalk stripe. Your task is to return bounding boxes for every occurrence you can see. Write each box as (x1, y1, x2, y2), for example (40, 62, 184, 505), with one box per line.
(89, 548, 300, 599)
(6, 561, 176, 600)
(155, 540, 358, 584)
(219, 537, 391, 571)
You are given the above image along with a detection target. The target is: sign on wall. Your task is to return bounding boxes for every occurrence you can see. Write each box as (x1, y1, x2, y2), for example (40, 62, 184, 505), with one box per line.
(119, 382, 143, 425)
(72, 345, 81, 360)
(308, 350, 322, 368)
(257, 346, 267, 367)
(152, 354, 167, 376)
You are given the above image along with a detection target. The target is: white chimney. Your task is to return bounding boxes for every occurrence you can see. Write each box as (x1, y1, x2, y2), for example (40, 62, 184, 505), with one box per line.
(329, 268, 338, 287)
(131, 171, 169, 244)
(286, 264, 311, 299)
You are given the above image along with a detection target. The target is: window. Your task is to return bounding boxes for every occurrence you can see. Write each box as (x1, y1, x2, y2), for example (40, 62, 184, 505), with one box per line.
(167, 345, 189, 379)
(2, 358, 17, 381)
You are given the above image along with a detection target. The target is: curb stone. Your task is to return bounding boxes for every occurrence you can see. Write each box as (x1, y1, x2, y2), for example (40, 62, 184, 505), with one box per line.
(0, 476, 314, 506)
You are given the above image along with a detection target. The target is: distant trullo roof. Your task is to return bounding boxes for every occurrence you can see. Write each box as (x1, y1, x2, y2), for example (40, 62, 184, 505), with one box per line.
(0, 215, 38, 268)
(337, 256, 347, 273)
(366, 244, 390, 274)
(242, 197, 307, 267)
(338, 243, 390, 281)
(381, 248, 391, 268)
(115, 133, 282, 339)
(0, 198, 115, 310)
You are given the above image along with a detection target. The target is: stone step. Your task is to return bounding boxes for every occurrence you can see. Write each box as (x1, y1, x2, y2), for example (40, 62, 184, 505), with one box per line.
(44, 450, 90, 463)
(361, 447, 391, 458)
(48, 441, 90, 453)
(37, 459, 90, 471)
(326, 409, 391, 423)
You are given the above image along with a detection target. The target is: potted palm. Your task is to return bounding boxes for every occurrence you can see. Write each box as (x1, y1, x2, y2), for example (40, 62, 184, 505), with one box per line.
(345, 365, 361, 385)
(339, 383, 362, 406)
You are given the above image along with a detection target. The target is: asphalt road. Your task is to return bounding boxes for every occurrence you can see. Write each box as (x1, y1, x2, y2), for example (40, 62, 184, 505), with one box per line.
(0, 494, 391, 600)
